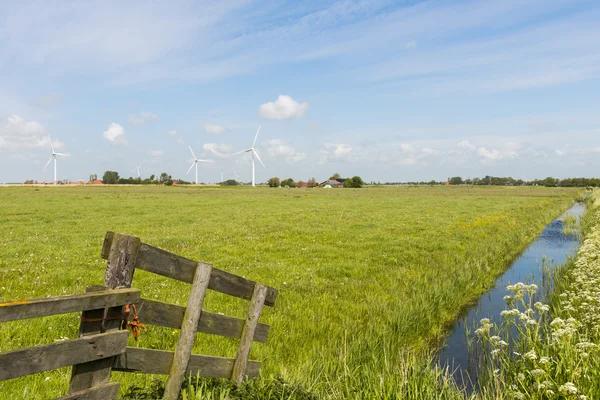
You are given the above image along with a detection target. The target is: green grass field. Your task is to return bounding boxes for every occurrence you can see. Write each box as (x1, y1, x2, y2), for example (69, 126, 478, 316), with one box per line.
(0, 186, 582, 399)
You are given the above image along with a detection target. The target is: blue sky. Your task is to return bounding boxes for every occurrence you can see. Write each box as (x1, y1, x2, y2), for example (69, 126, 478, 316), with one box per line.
(1, 0, 599, 183)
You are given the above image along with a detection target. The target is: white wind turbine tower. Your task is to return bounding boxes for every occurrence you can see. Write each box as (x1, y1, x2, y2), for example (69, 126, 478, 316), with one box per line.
(187, 145, 213, 184)
(43, 136, 69, 184)
(232, 126, 264, 187)
(131, 161, 143, 178)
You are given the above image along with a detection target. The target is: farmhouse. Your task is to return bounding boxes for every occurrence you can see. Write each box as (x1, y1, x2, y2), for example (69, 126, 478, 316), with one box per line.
(87, 179, 103, 185)
(319, 179, 343, 187)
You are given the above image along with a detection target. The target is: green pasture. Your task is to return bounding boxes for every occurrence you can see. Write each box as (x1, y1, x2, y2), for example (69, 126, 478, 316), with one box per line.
(0, 186, 582, 398)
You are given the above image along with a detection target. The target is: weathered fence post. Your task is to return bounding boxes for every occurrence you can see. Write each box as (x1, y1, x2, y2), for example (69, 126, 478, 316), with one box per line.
(68, 232, 141, 395)
(163, 262, 212, 400)
(231, 283, 268, 385)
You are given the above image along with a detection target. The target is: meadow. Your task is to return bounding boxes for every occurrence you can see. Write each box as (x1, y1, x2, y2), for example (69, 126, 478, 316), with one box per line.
(0, 185, 582, 399)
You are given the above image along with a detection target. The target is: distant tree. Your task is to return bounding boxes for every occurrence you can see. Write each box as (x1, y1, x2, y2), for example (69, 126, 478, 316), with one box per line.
(542, 177, 559, 187)
(89, 174, 97, 181)
(281, 178, 296, 188)
(307, 177, 318, 188)
(221, 179, 239, 186)
(449, 176, 463, 185)
(329, 173, 341, 180)
(159, 173, 171, 184)
(352, 176, 364, 186)
(268, 177, 281, 187)
(343, 176, 364, 188)
(149, 174, 155, 181)
(102, 171, 120, 184)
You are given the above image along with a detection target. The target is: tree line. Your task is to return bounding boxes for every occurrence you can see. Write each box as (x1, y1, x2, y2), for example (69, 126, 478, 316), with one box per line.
(445, 176, 600, 187)
(101, 171, 192, 186)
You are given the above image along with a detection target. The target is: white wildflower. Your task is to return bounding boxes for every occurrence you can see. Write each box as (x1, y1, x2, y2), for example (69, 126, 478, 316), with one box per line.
(530, 369, 545, 378)
(524, 350, 538, 361)
(539, 356, 551, 365)
(559, 382, 578, 396)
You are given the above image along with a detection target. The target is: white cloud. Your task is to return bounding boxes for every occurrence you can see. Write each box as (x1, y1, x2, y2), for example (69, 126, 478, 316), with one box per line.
(405, 41, 417, 49)
(103, 123, 127, 145)
(0, 115, 57, 151)
(263, 139, 305, 162)
(259, 95, 308, 120)
(203, 143, 232, 158)
(399, 143, 414, 153)
(477, 147, 518, 163)
(319, 143, 353, 164)
(150, 149, 164, 157)
(166, 129, 185, 145)
(204, 123, 226, 135)
(128, 112, 159, 126)
(457, 140, 476, 150)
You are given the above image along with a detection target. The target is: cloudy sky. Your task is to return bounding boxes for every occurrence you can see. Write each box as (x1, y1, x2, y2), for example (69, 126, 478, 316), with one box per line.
(1, 0, 599, 183)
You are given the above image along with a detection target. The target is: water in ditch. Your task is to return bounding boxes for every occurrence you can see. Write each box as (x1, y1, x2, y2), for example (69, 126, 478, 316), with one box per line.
(438, 201, 586, 388)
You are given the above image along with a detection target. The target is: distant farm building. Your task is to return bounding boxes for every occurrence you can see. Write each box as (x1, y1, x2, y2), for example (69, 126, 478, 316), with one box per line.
(320, 180, 342, 187)
(87, 179, 103, 185)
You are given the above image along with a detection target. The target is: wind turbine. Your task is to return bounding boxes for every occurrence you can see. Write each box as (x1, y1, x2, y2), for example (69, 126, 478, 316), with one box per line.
(43, 136, 69, 184)
(232, 126, 264, 187)
(131, 161, 143, 178)
(232, 167, 240, 181)
(187, 146, 212, 184)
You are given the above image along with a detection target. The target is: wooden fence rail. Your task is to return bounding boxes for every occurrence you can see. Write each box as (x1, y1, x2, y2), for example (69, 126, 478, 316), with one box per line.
(0, 231, 278, 400)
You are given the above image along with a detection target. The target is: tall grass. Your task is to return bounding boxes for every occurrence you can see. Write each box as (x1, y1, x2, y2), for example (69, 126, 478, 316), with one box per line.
(0, 186, 581, 399)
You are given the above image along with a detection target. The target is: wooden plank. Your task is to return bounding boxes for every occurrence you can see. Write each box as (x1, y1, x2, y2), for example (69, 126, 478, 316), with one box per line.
(105, 241, 278, 306)
(100, 232, 115, 260)
(103, 233, 141, 288)
(133, 298, 270, 342)
(113, 347, 261, 379)
(163, 263, 212, 400)
(0, 288, 140, 322)
(55, 382, 119, 400)
(70, 233, 140, 394)
(231, 283, 267, 385)
(0, 331, 128, 381)
(68, 287, 121, 394)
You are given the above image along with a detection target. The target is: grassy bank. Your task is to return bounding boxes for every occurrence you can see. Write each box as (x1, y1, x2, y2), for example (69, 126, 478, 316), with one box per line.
(0, 186, 580, 399)
(473, 190, 599, 399)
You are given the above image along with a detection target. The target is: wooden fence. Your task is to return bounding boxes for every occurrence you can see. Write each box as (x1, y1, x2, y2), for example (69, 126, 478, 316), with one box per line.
(0, 231, 278, 400)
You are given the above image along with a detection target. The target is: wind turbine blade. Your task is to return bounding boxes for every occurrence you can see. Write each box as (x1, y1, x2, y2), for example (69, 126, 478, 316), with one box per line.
(197, 159, 214, 163)
(253, 149, 265, 167)
(252, 125, 261, 148)
(43, 156, 53, 171)
(54, 152, 69, 156)
(231, 149, 252, 156)
(189, 145, 197, 160)
(48, 136, 55, 153)
(186, 162, 195, 175)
